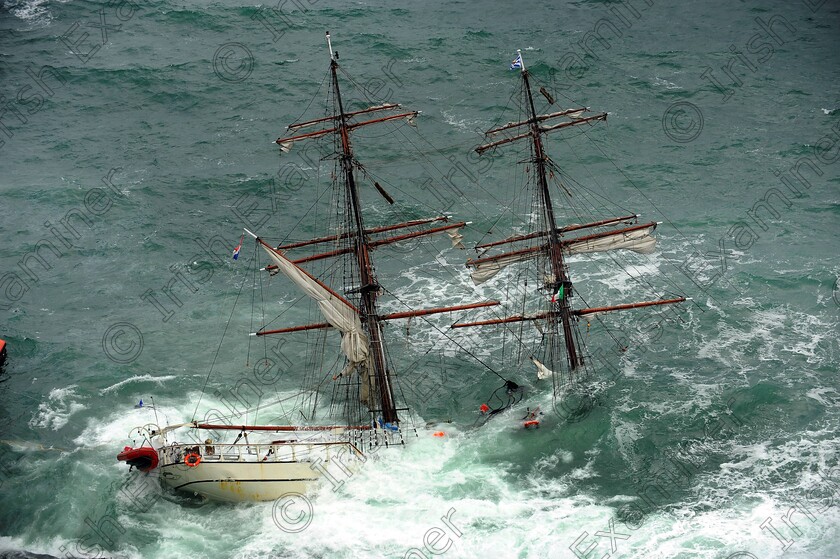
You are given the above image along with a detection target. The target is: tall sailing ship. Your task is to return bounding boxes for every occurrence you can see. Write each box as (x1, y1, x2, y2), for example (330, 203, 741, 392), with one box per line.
(452, 50, 686, 409)
(116, 42, 688, 502)
(116, 33, 497, 502)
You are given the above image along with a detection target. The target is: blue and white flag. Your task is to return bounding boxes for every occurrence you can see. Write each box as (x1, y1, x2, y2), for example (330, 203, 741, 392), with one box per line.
(510, 53, 523, 70)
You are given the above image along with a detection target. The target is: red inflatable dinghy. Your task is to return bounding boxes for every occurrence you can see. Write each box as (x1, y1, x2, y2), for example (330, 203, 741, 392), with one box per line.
(117, 446, 159, 472)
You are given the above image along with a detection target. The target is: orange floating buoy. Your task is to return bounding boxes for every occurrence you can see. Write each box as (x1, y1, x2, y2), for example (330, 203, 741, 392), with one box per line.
(479, 403, 490, 414)
(523, 420, 540, 429)
(432, 431, 445, 437)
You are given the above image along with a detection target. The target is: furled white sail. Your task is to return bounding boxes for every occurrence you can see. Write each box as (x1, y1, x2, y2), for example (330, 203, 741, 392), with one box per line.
(261, 246, 369, 366)
(469, 252, 534, 284)
(564, 224, 657, 256)
(468, 224, 657, 285)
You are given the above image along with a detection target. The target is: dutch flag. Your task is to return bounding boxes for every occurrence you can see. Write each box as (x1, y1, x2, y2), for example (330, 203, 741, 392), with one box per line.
(232, 234, 243, 260)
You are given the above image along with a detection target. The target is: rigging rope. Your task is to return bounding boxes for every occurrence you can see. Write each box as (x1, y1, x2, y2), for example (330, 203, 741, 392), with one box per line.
(191, 254, 250, 422)
(381, 287, 513, 385)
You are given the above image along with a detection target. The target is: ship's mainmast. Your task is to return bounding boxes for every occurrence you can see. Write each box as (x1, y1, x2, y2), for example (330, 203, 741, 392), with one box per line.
(518, 56, 582, 371)
(462, 51, 686, 382)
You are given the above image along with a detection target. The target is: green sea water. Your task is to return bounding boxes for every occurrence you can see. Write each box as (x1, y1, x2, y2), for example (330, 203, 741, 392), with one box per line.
(1, 0, 839, 557)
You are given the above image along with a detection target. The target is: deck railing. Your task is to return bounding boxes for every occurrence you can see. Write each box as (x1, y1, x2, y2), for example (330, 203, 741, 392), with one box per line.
(160, 440, 363, 466)
(158, 425, 407, 467)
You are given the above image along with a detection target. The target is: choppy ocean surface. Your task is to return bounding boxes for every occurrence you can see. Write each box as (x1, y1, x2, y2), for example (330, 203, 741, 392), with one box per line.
(1, 0, 839, 558)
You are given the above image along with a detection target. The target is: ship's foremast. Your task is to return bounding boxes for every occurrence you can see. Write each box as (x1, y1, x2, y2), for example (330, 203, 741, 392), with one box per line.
(265, 33, 498, 426)
(327, 34, 398, 424)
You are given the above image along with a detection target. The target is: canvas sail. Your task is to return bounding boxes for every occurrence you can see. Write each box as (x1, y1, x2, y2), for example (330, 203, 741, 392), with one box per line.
(564, 223, 657, 256)
(531, 356, 555, 380)
(261, 245, 369, 368)
(468, 223, 658, 284)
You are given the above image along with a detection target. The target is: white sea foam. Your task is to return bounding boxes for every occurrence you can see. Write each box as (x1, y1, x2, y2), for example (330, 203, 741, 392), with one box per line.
(0, 535, 142, 559)
(696, 300, 835, 374)
(782, 312, 830, 364)
(74, 400, 177, 450)
(805, 387, 839, 407)
(100, 374, 178, 395)
(440, 109, 486, 134)
(654, 76, 681, 90)
(9, 0, 52, 25)
(29, 385, 86, 431)
(23, 378, 833, 559)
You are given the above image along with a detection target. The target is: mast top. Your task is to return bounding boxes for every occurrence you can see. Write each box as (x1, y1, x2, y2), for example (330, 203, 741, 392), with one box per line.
(512, 49, 525, 74)
(326, 31, 336, 62)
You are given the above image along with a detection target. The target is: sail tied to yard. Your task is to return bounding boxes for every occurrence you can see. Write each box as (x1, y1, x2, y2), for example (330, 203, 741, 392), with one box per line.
(467, 222, 658, 285)
(260, 245, 370, 374)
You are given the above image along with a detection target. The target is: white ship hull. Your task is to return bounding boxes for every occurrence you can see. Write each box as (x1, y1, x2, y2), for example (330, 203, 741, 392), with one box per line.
(159, 459, 323, 502)
(147, 436, 367, 502)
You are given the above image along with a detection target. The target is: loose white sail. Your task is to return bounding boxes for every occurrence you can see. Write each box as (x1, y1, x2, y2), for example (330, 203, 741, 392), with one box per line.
(447, 229, 465, 249)
(261, 245, 369, 367)
(531, 356, 555, 380)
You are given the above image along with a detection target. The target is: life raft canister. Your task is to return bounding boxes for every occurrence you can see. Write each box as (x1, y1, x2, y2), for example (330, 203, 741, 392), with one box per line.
(184, 452, 202, 467)
(116, 445, 159, 472)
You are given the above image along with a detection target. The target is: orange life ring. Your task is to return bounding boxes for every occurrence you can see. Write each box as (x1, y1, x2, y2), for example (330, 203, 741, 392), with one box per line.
(184, 452, 202, 467)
